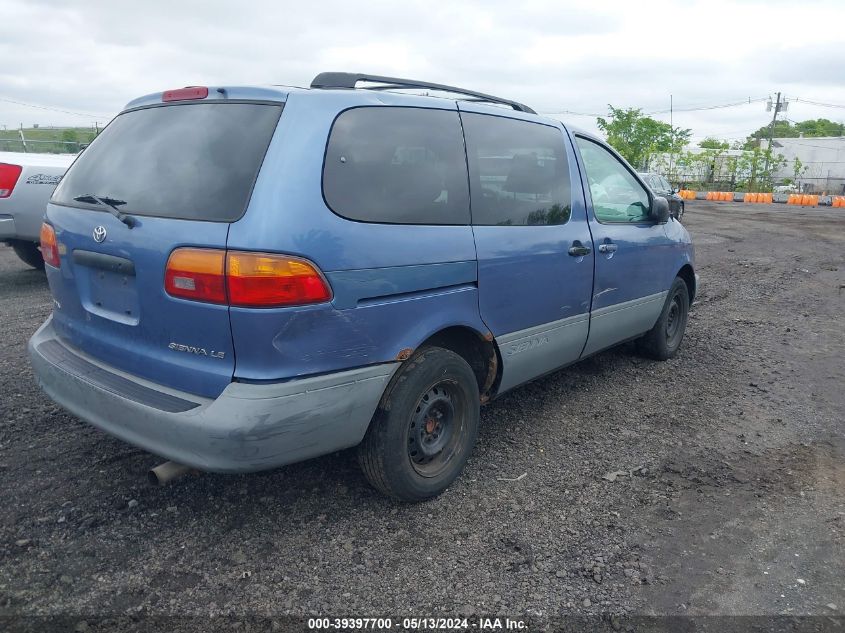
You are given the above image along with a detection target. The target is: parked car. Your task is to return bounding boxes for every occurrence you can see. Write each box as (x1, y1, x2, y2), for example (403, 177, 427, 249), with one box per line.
(29, 74, 697, 501)
(639, 172, 684, 219)
(0, 151, 76, 268)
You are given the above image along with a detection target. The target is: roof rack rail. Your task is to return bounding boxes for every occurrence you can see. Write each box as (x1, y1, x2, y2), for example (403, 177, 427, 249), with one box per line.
(310, 72, 536, 114)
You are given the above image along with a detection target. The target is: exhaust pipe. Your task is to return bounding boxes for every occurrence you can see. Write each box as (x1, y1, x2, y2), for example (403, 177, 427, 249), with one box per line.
(148, 461, 191, 486)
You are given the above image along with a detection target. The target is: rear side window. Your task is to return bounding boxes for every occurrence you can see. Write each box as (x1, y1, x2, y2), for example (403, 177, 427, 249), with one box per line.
(462, 113, 571, 226)
(323, 107, 469, 225)
(52, 102, 282, 222)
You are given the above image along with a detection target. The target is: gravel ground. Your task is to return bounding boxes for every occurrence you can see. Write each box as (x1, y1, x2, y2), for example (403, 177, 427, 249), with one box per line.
(0, 201, 843, 629)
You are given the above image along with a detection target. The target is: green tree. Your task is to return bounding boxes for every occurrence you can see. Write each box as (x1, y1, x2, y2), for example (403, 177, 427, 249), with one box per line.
(698, 137, 729, 150)
(735, 148, 786, 191)
(596, 106, 691, 170)
(744, 117, 844, 148)
(792, 157, 807, 183)
(60, 129, 79, 153)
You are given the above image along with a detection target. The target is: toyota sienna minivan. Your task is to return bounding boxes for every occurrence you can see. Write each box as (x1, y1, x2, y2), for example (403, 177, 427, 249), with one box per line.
(29, 73, 697, 501)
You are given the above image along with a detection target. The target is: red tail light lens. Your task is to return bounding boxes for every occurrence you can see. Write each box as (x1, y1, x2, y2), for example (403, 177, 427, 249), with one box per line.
(39, 223, 60, 268)
(164, 248, 226, 303)
(227, 252, 332, 307)
(0, 163, 22, 198)
(165, 248, 331, 307)
(162, 86, 209, 102)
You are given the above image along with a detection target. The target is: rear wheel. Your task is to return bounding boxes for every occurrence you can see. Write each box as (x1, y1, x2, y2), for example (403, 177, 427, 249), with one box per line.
(358, 347, 480, 502)
(638, 277, 689, 360)
(10, 241, 44, 270)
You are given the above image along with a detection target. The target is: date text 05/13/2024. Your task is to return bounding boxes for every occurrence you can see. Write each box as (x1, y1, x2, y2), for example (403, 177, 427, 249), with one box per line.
(307, 618, 527, 630)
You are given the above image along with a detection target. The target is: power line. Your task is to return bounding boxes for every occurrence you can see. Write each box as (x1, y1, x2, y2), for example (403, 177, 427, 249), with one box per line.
(0, 97, 111, 119)
(539, 96, 770, 118)
(647, 97, 769, 115)
(791, 97, 845, 110)
(536, 108, 601, 117)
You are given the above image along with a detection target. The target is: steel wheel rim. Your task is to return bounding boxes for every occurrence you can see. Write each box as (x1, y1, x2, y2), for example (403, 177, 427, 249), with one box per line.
(665, 292, 684, 346)
(407, 381, 466, 478)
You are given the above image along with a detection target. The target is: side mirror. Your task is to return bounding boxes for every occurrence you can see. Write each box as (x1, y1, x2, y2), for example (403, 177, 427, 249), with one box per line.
(650, 196, 670, 223)
(672, 187, 680, 194)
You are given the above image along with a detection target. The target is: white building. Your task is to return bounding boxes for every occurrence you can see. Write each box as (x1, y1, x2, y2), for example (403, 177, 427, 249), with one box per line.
(648, 136, 845, 193)
(763, 136, 845, 194)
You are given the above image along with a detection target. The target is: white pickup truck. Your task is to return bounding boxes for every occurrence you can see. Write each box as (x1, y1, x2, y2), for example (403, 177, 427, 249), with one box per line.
(1, 151, 76, 269)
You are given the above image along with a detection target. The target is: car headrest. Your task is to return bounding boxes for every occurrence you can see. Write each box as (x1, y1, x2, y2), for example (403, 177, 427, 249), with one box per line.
(503, 153, 556, 195)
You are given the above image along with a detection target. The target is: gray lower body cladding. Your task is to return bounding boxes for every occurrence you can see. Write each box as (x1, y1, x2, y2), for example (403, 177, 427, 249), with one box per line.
(28, 317, 398, 473)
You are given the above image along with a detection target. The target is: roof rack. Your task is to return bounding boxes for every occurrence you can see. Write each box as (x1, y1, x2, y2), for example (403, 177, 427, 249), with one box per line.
(310, 72, 536, 114)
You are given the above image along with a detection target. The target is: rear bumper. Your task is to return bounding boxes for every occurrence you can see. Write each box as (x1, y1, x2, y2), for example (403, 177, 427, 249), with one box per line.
(0, 215, 17, 240)
(29, 316, 398, 473)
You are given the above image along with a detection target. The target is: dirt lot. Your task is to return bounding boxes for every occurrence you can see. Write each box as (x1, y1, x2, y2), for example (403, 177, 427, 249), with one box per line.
(0, 201, 843, 629)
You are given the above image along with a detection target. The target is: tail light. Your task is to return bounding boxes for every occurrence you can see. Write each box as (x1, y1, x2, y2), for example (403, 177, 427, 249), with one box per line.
(39, 223, 60, 268)
(227, 252, 332, 307)
(165, 248, 331, 308)
(164, 248, 226, 304)
(162, 87, 209, 102)
(0, 163, 22, 198)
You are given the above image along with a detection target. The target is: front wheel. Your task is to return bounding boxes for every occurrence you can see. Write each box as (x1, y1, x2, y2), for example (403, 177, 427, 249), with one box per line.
(11, 241, 45, 270)
(358, 347, 480, 502)
(637, 277, 690, 360)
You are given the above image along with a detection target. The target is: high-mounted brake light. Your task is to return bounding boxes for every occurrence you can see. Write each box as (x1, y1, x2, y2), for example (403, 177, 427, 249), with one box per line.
(162, 86, 209, 102)
(39, 223, 60, 268)
(227, 252, 332, 307)
(0, 163, 22, 198)
(164, 248, 226, 303)
(164, 248, 332, 308)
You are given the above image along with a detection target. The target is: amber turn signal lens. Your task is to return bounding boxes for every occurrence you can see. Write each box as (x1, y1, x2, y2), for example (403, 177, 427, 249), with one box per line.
(39, 223, 60, 268)
(164, 248, 226, 304)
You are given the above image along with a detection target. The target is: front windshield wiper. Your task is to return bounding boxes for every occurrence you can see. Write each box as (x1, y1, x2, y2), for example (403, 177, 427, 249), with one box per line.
(73, 194, 137, 228)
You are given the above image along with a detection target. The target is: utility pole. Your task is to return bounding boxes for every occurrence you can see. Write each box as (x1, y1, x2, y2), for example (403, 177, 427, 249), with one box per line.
(669, 94, 674, 178)
(762, 92, 781, 181)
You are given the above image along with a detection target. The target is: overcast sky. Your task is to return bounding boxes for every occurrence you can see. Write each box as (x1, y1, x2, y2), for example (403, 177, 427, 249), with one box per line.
(2, 0, 844, 143)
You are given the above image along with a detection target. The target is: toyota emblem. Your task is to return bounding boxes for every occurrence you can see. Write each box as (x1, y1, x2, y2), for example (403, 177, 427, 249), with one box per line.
(93, 226, 107, 243)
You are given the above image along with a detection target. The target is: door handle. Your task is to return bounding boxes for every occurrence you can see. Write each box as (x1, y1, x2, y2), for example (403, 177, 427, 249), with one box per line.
(598, 243, 618, 254)
(568, 242, 592, 257)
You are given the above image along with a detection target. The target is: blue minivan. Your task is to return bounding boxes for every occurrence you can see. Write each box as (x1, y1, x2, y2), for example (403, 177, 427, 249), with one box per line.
(29, 73, 696, 501)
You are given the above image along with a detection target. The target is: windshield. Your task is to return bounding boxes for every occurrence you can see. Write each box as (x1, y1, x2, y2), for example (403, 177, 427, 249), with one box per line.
(52, 102, 282, 222)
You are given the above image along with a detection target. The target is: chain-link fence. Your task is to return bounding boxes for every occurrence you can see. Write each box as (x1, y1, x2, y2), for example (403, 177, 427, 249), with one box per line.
(0, 127, 98, 154)
(646, 146, 845, 194)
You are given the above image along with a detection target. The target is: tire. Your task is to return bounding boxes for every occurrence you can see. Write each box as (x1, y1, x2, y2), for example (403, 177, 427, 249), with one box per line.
(358, 346, 480, 502)
(11, 241, 44, 270)
(638, 277, 690, 360)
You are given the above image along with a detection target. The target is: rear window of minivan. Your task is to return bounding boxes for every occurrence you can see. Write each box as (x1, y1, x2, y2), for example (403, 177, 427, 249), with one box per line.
(52, 102, 282, 222)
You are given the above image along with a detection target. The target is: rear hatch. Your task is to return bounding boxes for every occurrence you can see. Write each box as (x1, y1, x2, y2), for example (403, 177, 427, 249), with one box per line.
(44, 99, 283, 398)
